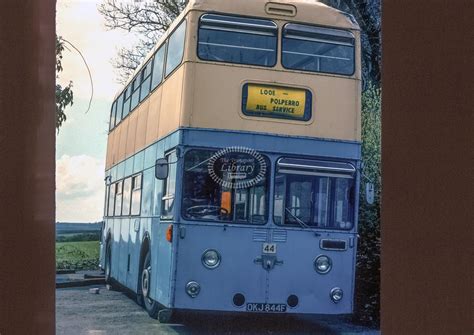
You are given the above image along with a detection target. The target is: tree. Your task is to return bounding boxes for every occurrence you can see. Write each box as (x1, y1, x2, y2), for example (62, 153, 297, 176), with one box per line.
(56, 35, 74, 130)
(98, 0, 186, 84)
(320, 0, 381, 85)
(355, 84, 381, 327)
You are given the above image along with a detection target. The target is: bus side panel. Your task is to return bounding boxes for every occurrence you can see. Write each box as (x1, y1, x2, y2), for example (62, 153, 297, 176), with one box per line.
(118, 218, 130, 284)
(125, 217, 143, 291)
(150, 220, 175, 308)
(158, 66, 185, 140)
(111, 218, 122, 281)
(99, 220, 107, 269)
(149, 132, 181, 307)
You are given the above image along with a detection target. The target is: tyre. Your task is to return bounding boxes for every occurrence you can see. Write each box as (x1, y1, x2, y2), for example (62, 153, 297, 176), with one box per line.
(139, 251, 161, 319)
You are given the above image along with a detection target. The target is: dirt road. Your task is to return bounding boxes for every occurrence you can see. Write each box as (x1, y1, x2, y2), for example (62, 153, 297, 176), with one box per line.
(56, 285, 379, 334)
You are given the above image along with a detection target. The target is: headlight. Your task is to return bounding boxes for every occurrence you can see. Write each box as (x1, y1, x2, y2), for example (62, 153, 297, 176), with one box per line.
(330, 287, 343, 303)
(314, 255, 332, 274)
(202, 249, 221, 269)
(186, 281, 201, 298)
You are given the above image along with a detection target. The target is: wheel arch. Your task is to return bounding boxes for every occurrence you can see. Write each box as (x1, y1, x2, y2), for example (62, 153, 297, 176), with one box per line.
(104, 228, 113, 283)
(105, 228, 112, 245)
(137, 231, 151, 292)
(140, 232, 151, 265)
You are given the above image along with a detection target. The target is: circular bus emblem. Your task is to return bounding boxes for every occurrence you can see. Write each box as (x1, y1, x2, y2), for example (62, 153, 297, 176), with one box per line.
(208, 146, 267, 189)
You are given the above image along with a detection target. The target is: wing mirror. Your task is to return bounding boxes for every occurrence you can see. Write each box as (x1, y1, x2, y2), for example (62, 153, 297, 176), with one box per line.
(155, 158, 169, 180)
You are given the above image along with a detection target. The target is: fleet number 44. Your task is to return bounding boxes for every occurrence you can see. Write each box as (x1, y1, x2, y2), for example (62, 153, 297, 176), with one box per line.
(262, 243, 276, 254)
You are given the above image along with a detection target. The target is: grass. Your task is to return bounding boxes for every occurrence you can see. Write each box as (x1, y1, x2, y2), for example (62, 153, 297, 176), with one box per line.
(56, 240, 100, 270)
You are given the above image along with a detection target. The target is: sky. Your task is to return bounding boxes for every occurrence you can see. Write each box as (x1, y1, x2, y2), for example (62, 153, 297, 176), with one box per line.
(56, 0, 138, 222)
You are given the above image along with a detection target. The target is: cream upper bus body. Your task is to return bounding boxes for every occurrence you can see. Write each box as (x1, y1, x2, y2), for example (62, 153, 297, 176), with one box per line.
(106, 0, 361, 169)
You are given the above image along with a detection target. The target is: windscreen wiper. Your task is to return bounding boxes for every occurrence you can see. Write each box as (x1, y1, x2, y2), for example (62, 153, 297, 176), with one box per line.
(285, 207, 310, 229)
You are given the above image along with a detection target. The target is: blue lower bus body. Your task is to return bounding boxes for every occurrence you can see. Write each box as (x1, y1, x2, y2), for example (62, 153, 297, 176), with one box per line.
(100, 127, 361, 315)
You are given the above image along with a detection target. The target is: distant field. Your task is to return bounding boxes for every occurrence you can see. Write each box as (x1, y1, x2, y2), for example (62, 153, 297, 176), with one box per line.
(56, 241, 100, 270)
(56, 222, 102, 235)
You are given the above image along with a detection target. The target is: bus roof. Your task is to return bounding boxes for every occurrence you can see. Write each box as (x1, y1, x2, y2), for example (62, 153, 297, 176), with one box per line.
(186, 0, 358, 30)
(115, 0, 359, 98)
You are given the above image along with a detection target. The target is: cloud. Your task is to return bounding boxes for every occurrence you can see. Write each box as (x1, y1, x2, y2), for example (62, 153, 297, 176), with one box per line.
(56, 154, 105, 222)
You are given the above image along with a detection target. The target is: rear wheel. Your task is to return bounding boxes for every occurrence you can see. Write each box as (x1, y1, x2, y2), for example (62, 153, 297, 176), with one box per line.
(140, 251, 161, 318)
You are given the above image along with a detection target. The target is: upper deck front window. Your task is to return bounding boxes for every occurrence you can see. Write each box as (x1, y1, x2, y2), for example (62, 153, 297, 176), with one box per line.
(198, 14, 277, 67)
(282, 24, 355, 76)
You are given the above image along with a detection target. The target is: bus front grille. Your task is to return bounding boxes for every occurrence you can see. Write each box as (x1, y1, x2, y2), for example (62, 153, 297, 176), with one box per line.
(252, 229, 268, 242)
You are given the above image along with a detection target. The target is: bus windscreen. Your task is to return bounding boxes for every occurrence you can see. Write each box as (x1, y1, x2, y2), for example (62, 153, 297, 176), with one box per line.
(182, 149, 269, 224)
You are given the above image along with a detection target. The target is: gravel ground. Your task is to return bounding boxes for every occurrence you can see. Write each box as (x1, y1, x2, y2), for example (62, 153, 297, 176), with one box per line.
(56, 285, 380, 335)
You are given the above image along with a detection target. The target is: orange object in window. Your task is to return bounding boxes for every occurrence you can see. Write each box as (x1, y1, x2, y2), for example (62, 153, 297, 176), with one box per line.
(166, 224, 173, 243)
(221, 191, 231, 213)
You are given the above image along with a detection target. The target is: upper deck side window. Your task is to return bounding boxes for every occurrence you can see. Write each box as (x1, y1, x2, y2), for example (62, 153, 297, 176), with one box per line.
(165, 20, 187, 77)
(131, 76, 141, 111)
(122, 84, 132, 119)
(198, 14, 277, 67)
(108, 20, 187, 132)
(140, 60, 153, 102)
(151, 44, 166, 90)
(109, 100, 117, 131)
(282, 24, 355, 76)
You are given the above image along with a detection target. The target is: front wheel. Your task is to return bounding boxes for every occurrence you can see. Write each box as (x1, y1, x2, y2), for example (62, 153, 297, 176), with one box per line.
(104, 241, 112, 284)
(140, 251, 161, 318)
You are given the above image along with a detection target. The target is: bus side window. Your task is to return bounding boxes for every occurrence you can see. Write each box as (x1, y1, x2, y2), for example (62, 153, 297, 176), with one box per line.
(151, 44, 166, 90)
(161, 151, 177, 219)
(165, 20, 186, 77)
(140, 61, 152, 102)
(130, 76, 141, 111)
(131, 174, 142, 215)
(104, 184, 110, 216)
(115, 92, 124, 126)
(109, 101, 117, 131)
(114, 180, 123, 216)
(122, 177, 132, 216)
(122, 85, 132, 119)
(108, 183, 116, 217)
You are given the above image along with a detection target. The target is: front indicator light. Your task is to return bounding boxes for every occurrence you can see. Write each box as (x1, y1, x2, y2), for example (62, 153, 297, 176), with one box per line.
(314, 255, 332, 274)
(186, 281, 200, 298)
(202, 249, 221, 269)
(330, 287, 343, 303)
(166, 224, 173, 243)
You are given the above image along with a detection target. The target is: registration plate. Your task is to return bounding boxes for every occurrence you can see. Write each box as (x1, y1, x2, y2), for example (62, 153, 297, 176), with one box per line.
(246, 303, 287, 313)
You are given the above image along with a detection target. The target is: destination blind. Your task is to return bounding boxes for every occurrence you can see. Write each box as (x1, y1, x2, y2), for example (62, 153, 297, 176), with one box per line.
(242, 84, 312, 121)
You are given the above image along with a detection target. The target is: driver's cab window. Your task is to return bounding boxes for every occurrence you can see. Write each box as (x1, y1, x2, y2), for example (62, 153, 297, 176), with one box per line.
(161, 150, 177, 219)
(182, 149, 269, 224)
(287, 176, 312, 225)
(273, 158, 355, 230)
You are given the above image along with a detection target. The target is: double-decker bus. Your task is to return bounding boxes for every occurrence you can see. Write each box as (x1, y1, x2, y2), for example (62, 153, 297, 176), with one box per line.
(100, 0, 361, 322)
